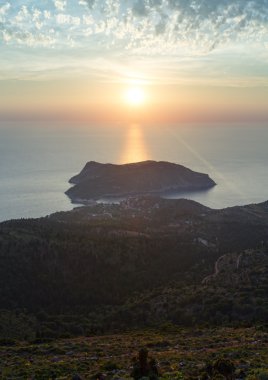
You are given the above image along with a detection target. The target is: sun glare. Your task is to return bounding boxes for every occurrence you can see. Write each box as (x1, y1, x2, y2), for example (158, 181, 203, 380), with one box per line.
(125, 87, 145, 106)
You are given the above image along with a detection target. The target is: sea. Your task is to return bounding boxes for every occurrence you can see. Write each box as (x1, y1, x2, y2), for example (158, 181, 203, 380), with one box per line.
(1, 121, 268, 222)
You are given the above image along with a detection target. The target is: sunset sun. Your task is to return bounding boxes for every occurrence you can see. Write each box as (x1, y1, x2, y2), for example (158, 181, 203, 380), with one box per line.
(125, 87, 145, 106)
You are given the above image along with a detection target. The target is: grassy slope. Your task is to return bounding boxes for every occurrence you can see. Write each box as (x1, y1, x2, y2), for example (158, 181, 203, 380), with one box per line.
(0, 327, 267, 379)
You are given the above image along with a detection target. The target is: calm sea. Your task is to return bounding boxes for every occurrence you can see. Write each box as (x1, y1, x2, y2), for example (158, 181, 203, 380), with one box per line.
(1, 121, 268, 222)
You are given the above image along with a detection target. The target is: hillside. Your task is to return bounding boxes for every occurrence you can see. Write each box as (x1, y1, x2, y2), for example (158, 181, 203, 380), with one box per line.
(0, 196, 268, 341)
(110, 248, 268, 328)
(66, 161, 216, 202)
(1, 327, 267, 379)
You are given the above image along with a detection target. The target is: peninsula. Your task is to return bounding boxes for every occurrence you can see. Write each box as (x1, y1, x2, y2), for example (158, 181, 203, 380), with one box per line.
(66, 160, 216, 203)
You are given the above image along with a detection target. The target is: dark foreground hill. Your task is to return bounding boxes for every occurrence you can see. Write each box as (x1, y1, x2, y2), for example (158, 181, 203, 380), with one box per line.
(0, 196, 268, 341)
(66, 161, 216, 202)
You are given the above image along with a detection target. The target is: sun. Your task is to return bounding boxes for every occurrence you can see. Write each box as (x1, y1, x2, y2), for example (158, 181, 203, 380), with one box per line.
(125, 87, 145, 106)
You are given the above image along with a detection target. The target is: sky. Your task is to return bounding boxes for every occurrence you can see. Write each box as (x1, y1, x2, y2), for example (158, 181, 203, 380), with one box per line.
(1, 0, 268, 123)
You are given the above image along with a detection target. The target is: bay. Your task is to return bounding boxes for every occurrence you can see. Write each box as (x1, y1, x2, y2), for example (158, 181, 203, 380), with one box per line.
(0, 121, 268, 222)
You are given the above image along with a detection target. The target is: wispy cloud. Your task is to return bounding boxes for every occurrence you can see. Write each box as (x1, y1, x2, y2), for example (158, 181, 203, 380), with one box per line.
(77, 0, 268, 54)
(0, 0, 267, 86)
(0, 0, 267, 51)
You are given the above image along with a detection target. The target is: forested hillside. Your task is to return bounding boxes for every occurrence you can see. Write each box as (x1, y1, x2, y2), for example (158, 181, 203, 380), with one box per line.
(0, 197, 268, 340)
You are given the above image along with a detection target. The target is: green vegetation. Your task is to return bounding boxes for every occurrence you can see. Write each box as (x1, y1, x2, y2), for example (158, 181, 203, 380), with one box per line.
(0, 327, 267, 379)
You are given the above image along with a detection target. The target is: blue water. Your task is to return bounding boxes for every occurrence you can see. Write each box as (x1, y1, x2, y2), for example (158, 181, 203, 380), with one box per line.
(1, 121, 268, 222)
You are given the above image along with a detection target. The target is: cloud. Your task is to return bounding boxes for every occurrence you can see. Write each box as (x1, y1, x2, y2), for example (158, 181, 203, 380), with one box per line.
(0, 2, 10, 18)
(79, 0, 268, 53)
(1, 29, 56, 47)
(81, 0, 95, 9)
(54, 0, 67, 11)
(56, 13, 80, 26)
(0, 0, 267, 54)
(132, 0, 149, 17)
(0, 4, 57, 47)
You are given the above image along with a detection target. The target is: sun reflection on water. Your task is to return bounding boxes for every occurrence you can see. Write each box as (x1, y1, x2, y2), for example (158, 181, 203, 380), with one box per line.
(120, 124, 149, 164)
